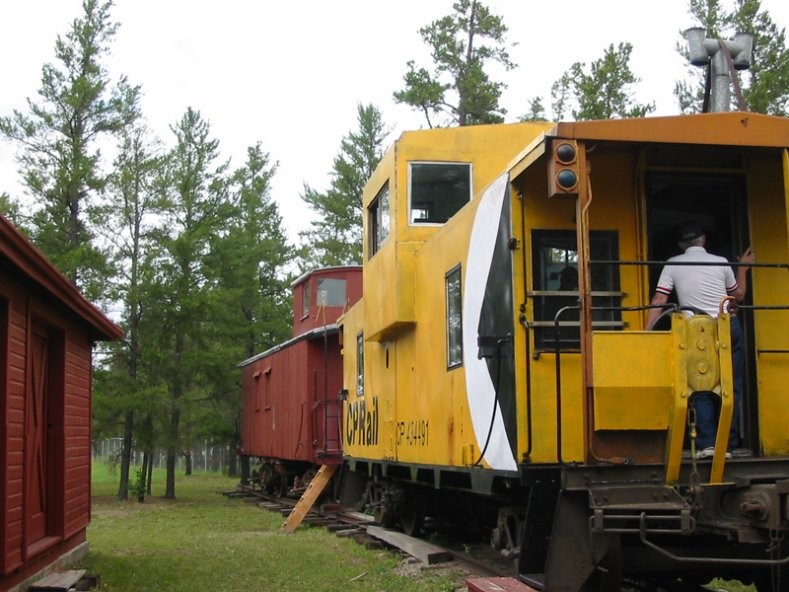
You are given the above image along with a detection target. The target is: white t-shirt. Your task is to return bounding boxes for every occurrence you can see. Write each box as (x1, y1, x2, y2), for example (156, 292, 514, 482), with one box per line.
(655, 246, 738, 317)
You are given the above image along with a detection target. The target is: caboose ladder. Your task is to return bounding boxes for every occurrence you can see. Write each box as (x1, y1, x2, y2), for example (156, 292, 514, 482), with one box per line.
(280, 464, 338, 534)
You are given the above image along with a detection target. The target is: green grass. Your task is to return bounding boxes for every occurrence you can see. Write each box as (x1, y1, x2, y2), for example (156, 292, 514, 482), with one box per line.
(85, 464, 760, 592)
(84, 463, 467, 592)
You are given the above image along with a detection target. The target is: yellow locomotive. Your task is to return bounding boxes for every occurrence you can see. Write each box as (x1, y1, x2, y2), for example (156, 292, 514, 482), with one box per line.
(339, 114, 789, 591)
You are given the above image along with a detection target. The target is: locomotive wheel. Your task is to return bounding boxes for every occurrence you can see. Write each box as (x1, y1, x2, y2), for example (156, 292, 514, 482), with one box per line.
(399, 496, 425, 536)
(274, 474, 288, 497)
(260, 464, 276, 494)
(367, 483, 398, 527)
(260, 463, 288, 497)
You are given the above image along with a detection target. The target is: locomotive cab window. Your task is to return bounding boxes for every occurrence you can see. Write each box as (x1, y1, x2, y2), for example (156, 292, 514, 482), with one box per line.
(409, 162, 471, 224)
(445, 265, 463, 368)
(532, 230, 621, 350)
(368, 182, 390, 258)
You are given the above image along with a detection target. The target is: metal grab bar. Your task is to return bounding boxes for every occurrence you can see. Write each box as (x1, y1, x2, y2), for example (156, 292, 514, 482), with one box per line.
(639, 512, 789, 566)
(591, 259, 789, 270)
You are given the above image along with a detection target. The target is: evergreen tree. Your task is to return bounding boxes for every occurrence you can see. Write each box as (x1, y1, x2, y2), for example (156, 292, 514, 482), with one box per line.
(101, 122, 165, 500)
(202, 143, 293, 477)
(157, 108, 229, 498)
(551, 43, 655, 121)
(298, 104, 387, 268)
(518, 97, 549, 122)
(675, 0, 788, 114)
(394, 0, 516, 127)
(0, 0, 139, 300)
(0, 193, 26, 230)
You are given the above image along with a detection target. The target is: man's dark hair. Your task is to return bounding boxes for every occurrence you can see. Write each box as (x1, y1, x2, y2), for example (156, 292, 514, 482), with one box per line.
(677, 221, 704, 242)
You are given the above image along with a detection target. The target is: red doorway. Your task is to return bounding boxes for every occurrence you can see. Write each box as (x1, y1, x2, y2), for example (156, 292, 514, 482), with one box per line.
(25, 320, 64, 552)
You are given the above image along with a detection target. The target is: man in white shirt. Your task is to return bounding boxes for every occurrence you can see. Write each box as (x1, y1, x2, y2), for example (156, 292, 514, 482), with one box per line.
(646, 222, 755, 458)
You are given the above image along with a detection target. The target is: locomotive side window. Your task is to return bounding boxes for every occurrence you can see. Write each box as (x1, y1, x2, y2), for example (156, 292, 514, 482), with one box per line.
(409, 162, 471, 224)
(368, 182, 390, 258)
(445, 265, 463, 368)
(532, 230, 621, 350)
(356, 331, 364, 395)
(316, 278, 347, 307)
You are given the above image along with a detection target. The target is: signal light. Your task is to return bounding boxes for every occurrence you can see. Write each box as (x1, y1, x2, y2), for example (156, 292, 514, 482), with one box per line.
(548, 139, 580, 198)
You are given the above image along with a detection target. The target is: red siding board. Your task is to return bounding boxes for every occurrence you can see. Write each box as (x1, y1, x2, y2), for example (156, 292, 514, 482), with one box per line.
(240, 333, 344, 464)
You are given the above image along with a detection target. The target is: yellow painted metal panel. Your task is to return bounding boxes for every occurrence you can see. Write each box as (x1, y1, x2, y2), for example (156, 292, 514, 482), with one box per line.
(747, 153, 789, 456)
(363, 122, 552, 342)
(357, 122, 552, 469)
(512, 145, 646, 464)
(592, 332, 673, 430)
(364, 239, 417, 340)
(784, 148, 789, 251)
(341, 300, 397, 462)
(758, 354, 789, 455)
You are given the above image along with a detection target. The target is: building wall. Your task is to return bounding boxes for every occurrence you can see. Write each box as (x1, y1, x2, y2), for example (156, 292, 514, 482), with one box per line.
(0, 271, 94, 588)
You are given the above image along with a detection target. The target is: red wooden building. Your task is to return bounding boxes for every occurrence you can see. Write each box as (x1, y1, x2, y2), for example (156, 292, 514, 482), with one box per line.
(0, 215, 123, 592)
(238, 266, 362, 493)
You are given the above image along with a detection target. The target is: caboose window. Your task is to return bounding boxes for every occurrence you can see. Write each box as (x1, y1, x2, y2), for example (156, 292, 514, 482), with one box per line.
(356, 331, 364, 395)
(446, 265, 463, 368)
(316, 278, 347, 307)
(369, 182, 390, 257)
(531, 230, 621, 350)
(302, 279, 311, 318)
(409, 162, 471, 224)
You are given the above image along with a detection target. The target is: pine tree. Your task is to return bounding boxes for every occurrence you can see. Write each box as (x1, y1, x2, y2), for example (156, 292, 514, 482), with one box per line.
(157, 108, 229, 498)
(394, 0, 515, 127)
(202, 143, 293, 477)
(551, 43, 655, 121)
(298, 104, 387, 268)
(102, 122, 165, 500)
(0, 0, 139, 300)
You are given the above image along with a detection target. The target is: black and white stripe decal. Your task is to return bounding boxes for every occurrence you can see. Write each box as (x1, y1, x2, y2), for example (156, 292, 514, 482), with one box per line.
(462, 173, 517, 471)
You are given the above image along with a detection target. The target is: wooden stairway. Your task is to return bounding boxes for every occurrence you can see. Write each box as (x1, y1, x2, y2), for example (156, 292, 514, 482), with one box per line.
(281, 464, 338, 534)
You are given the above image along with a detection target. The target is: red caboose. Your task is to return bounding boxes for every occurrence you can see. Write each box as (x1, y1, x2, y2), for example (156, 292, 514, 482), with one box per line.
(238, 266, 361, 495)
(0, 215, 122, 592)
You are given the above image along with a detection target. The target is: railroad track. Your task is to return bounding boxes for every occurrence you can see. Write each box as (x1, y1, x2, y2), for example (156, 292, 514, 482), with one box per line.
(225, 486, 727, 591)
(224, 485, 513, 579)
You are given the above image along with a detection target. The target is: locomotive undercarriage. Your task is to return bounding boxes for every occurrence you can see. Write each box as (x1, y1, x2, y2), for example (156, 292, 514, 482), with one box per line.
(345, 458, 789, 591)
(249, 458, 318, 498)
(534, 461, 789, 591)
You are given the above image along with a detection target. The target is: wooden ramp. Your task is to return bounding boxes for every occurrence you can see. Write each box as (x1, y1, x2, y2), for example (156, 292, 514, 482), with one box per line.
(280, 464, 337, 533)
(366, 525, 451, 564)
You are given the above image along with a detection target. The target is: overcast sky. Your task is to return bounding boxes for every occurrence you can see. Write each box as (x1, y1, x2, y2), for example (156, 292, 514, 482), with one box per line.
(1, 0, 787, 241)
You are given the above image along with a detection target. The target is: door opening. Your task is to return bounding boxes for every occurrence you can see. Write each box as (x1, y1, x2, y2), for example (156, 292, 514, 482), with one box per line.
(645, 171, 755, 452)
